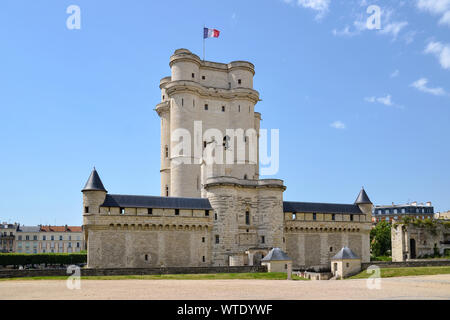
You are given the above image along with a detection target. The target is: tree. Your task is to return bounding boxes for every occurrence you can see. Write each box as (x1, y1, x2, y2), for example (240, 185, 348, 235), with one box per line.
(370, 220, 391, 257)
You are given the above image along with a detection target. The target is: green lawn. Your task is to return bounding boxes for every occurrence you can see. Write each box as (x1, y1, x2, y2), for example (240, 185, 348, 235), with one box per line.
(0, 272, 308, 281)
(348, 266, 450, 279)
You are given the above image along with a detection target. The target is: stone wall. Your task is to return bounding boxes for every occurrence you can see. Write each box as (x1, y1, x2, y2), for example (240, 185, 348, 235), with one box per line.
(285, 224, 370, 268)
(0, 265, 266, 279)
(361, 259, 450, 269)
(392, 222, 450, 262)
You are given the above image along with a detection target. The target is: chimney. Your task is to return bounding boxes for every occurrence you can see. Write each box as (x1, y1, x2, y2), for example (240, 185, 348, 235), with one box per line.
(426, 201, 432, 207)
(411, 201, 417, 206)
(65, 225, 68, 231)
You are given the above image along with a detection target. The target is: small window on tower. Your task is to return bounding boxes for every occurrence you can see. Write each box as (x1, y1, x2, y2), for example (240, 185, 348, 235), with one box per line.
(182, 98, 184, 106)
(215, 235, 220, 244)
(245, 211, 250, 225)
(204, 104, 208, 110)
(84, 206, 89, 214)
(165, 145, 169, 158)
(261, 236, 265, 244)
(202, 75, 206, 80)
(222, 106, 225, 112)
(192, 73, 195, 78)
(175, 209, 180, 216)
(165, 186, 169, 197)
(203, 141, 207, 149)
(238, 79, 242, 85)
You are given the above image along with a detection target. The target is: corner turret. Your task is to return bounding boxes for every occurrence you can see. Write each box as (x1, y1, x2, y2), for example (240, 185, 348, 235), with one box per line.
(355, 187, 373, 219)
(82, 168, 107, 215)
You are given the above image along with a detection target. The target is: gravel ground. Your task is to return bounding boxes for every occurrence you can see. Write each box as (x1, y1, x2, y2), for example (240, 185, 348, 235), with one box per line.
(1, 274, 449, 300)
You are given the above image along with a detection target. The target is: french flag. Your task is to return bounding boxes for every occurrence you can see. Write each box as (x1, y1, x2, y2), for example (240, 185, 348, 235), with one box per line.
(204, 27, 220, 39)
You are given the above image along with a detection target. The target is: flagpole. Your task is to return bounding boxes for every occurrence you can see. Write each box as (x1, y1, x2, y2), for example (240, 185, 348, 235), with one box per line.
(203, 25, 205, 61)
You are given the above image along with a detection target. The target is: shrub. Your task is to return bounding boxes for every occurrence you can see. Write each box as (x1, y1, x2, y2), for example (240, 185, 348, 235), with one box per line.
(0, 253, 87, 267)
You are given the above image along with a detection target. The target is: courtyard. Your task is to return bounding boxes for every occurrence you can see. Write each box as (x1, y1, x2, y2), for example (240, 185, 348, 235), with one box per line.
(1, 274, 449, 300)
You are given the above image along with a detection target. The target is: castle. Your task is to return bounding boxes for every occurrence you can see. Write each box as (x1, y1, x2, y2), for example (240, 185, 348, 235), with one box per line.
(82, 49, 373, 269)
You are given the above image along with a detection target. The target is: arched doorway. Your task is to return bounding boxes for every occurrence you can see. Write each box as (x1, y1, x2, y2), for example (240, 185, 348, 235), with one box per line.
(410, 239, 416, 259)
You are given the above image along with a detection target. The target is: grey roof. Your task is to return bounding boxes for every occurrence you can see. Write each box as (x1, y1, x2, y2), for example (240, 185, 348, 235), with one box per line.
(101, 194, 213, 210)
(82, 168, 107, 192)
(355, 188, 372, 205)
(17, 226, 40, 233)
(261, 248, 292, 262)
(332, 247, 360, 260)
(283, 202, 363, 214)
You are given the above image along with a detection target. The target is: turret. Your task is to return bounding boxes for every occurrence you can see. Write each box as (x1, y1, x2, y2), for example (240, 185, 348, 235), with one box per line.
(355, 187, 373, 219)
(81, 168, 107, 215)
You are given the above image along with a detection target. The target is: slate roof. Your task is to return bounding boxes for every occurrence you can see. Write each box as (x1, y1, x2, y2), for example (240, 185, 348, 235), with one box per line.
(17, 226, 40, 233)
(355, 188, 372, 204)
(332, 247, 360, 260)
(40, 226, 82, 232)
(101, 194, 213, 210)
(283, 202, 363, 214)
(82, 168, 107, 192)
(261, 248, 292, 261)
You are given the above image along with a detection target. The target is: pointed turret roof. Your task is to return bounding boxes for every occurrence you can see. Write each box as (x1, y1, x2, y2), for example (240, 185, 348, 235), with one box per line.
(355, 188, 372, 205)
(261, 248, 292, 262)
(332, 247, 360, 260)
(82, 168, 107, 192)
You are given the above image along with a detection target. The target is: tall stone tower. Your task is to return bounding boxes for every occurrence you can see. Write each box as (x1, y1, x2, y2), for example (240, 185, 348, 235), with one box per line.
(155, 49, 261, 198)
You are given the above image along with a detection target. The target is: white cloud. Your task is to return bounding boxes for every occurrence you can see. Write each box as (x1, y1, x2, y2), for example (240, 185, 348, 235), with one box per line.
(330, 121, 346, 129)
(379, 21, 408, 40)
(286, 0, 331, 19)
(439, 11, 450, 26)
(390, 70, 400, 78)
(365, 94, 402, 108)
(417, 0, 450, 27)
(377, 95, 393, 106)
(411, 78, 446, 96)
(424, 41, 450, 70)
(332, 26, 359, 37)
(417, 0, 450, 14)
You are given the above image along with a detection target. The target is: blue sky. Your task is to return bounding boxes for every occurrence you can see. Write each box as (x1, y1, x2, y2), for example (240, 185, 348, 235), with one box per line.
(0, 0, 449, 225)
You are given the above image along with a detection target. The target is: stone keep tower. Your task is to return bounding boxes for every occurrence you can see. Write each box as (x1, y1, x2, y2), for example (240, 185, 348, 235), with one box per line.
(155, 49, 261, 198)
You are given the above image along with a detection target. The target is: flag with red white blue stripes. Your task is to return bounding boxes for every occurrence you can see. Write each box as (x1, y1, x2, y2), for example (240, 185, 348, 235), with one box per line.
(204, 27, 220, 39)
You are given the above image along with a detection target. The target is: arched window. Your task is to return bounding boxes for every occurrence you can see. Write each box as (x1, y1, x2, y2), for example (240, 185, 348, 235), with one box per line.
(245, 211, 250, 225)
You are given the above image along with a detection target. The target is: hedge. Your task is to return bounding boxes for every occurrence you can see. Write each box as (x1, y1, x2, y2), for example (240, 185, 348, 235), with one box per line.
(0, 253, 87, 266)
